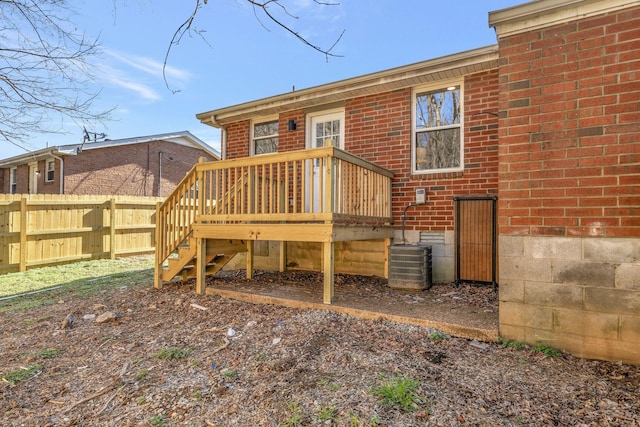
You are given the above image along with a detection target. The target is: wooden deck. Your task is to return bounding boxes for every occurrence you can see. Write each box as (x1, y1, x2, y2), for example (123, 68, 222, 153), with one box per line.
(154, 147, 395, 303)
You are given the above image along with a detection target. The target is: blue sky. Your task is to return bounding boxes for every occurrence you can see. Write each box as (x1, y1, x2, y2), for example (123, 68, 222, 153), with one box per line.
(1, 0, 524, 159)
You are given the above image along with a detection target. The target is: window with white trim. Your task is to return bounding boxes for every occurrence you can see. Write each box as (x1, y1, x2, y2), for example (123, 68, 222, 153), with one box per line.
(9, 167, 17, 194)
(45, 159, 55, 182)
(413, 84, 462, 173)
(251, 118, 279, 155)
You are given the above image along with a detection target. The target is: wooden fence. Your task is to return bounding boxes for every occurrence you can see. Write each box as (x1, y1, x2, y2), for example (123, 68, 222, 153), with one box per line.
(0, 194, 163, 274)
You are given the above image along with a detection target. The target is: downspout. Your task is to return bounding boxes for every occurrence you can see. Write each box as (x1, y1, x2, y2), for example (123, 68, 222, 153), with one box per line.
(208, 114, 226, 160)
(50, 153, 64, 194)
(221, 128, 227, 160)
(158, 151, 163, 197)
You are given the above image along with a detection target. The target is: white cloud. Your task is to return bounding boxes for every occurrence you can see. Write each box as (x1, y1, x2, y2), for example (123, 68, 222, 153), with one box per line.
(104, 50, 192, 83)
(94, 49, 193, 102)
(96, 61, 161, 102)
(110, 77, 161, 102)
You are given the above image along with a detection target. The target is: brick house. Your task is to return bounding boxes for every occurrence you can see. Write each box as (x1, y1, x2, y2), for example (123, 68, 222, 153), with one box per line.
(490, 0, 640, 363)
(187, 0, 639, 363)
(198, 47, 501, 282)
(0, 131, 220, 197)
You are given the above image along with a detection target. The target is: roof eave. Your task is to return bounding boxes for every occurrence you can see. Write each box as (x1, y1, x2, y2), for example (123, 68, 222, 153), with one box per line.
(0, 131, 221, 166)
(489, 0, 640, 37)
(0, 147, 72, 168)
(197, 45, 499, 128)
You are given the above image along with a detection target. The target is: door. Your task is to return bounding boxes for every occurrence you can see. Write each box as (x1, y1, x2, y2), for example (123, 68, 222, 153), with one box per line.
(306, 110, 344, 212)
(454, 195, 498, 289)
(28, 162, 38, 194)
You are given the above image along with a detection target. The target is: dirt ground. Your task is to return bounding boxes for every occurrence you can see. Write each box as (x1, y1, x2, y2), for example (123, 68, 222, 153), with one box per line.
(1, 271, 639, 426)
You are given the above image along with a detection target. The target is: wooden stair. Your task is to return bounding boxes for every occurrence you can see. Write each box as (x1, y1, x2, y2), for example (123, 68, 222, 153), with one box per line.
(162, 236, 246, 282)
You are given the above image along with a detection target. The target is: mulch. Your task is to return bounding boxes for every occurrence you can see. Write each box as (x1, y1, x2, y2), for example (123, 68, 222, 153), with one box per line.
(1, 272, 638, 426)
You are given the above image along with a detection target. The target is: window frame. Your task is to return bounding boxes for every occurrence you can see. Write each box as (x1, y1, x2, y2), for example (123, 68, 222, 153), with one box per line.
(9, 167, 17, 194)
(411, 81, 464, 175)
(45, 159, 55, 182)
(306, 108, 345, 150)
(250, 116, 279, 156)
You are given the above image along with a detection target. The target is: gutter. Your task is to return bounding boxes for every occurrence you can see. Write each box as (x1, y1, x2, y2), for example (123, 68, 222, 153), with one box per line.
(489, 0, 640, 37)
(196, 44, 500, 127)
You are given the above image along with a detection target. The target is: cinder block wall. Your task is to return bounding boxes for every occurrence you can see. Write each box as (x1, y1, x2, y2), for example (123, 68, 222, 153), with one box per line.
(496, 3, 640, 363)
(500, 235, 640, 363)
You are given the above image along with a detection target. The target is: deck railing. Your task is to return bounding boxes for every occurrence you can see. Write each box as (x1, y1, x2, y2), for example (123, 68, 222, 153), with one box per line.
(156, 147, 394, 264)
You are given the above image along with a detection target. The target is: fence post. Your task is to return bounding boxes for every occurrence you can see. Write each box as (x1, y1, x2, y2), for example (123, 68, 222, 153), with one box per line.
(110, 198, 117, 260)
(19, 197, 27, 272)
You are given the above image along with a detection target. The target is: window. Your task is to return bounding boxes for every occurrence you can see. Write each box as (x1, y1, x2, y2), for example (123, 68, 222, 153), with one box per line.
(251, 119, 278, 155)
(9, 167, 17, 194)
(46, 159, 55, 182)
(413, 84, 462, 173)
(310, 112, 343, 149)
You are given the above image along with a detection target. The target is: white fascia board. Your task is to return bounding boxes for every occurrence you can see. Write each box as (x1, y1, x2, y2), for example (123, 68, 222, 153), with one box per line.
(489, 0, 640, 37)
(77, 131, 220, 159)
(197, 45, 499, 128)
(0, 147, 74, 168)
(0, 131, 220, 167)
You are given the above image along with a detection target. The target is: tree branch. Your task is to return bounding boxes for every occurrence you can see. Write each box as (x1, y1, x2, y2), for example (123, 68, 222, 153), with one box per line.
(162, 0, 344, 90)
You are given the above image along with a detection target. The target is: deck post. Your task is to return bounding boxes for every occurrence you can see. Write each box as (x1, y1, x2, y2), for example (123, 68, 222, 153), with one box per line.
(279, 241, 287, 272)
(323, 241, 334, 304)
(246, 240, 254, 279)
(196, 237, 206, 294)
(154, 201, 163, 289)
(383, 237, 391, 279)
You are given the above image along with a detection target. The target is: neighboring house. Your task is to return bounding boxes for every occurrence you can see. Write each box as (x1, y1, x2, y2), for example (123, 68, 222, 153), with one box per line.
(0, 131, 220, 197)
(178, 0, 639, 364)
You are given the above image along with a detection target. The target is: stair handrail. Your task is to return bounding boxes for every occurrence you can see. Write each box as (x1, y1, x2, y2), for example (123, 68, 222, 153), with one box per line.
(156, 162, 201, 267)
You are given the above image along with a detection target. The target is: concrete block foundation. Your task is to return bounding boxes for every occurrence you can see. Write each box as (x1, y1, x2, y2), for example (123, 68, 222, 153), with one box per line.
(499, 235, 640, 364)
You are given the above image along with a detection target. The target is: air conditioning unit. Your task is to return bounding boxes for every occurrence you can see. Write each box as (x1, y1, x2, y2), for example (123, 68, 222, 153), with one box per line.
(388, 244, 433, 290)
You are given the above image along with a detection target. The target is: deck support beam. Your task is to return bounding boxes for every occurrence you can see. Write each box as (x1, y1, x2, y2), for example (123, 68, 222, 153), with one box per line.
(323, 241, 334, 304)
(246, 240, 254, 279)
(279, 241, 287, 272)
(383, 237, 391, 279)
(196, 237, 206, 294)
(153, 201, 163, 289)
(154, 268, 163, 289)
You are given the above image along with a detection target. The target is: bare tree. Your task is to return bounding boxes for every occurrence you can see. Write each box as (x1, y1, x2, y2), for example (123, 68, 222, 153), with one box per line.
(0, 0, 112, 151)
(164, 0, 344, 92)
(0, 0, 343, 150)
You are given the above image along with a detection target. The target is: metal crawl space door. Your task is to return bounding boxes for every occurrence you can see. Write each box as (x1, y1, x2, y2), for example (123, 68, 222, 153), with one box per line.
(454, 195, 498, 289)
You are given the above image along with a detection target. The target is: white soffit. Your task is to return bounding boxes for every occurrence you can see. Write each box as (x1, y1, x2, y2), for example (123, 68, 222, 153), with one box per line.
(198, 45, 499, 127)
(489, 0, 640, 37)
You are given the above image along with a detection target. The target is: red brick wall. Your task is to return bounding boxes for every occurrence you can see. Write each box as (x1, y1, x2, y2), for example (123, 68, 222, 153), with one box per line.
(344, 73, 499, 232)
(64, 141, 215, 197)
(278, 111, 306, 152)
(497, 6, 640, 237)
(0, 160, 59, 194)
(1, 164, 31, 194)
(224, 71, 500, 231)
(226, 122, 251, 159)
